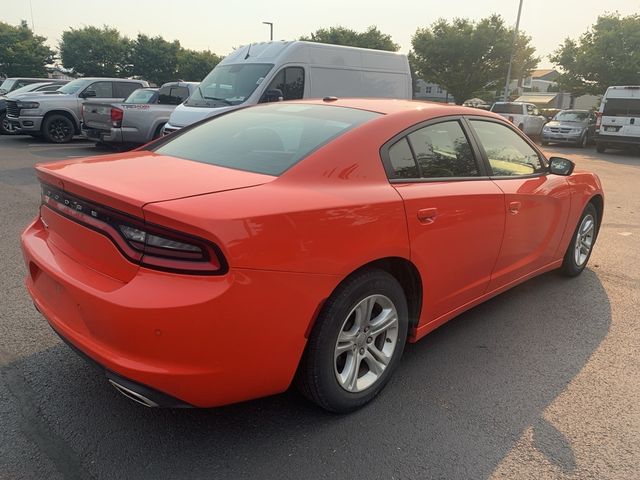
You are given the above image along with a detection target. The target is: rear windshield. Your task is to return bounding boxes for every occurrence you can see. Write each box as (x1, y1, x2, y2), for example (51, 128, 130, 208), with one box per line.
(603, 98, 640, 117)
(491, 103, 523, 114)
(124, 89, 157, 104)
(153, 104, 380, 176)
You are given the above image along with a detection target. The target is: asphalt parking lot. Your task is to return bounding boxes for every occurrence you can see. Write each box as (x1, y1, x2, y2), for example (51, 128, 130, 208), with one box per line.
(0, 134, 638, 480)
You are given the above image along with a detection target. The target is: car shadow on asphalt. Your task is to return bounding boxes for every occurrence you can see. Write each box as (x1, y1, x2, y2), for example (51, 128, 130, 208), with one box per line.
(1, 269, 611, 480)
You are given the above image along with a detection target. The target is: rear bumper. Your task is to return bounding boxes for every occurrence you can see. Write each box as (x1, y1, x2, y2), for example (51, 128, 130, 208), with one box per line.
(596, 133, 640, 146)
(7, 115, 43, 132)
(82, 125, 146, 144)
(22, 217, 339, 407)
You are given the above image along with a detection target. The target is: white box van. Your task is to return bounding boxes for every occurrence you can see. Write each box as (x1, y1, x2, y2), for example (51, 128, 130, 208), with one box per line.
(163, 41, 412, 134)
(595, 86, 640, 153)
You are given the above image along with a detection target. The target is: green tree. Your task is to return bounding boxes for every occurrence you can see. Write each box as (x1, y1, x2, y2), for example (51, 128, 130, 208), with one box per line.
(411, 15, 538, 104)
(177, 49, 222, 81)
(300, 26, 399, 51)
(130, 34, 181, 85)
(0, 20, 54, 77)
(60, 26, 130, 76)
(550, 14, 640, 96)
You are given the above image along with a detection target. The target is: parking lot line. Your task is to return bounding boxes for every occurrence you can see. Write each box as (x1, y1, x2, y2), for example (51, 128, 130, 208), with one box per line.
(27, 143, 96, 148)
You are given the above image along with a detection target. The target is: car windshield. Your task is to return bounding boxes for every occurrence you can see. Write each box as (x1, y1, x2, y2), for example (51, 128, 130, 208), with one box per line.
(57, 79, 93, 95)
(0, 79, 17, 94)
(491, 103, 523, 114)
(185, 63, 274, 107)
(153, 104, 380, 176)
(124, 89, 157, 104)
(554, 111, 589, 122)
(6, 83, 51, 96)
(603, 98, 640, 117)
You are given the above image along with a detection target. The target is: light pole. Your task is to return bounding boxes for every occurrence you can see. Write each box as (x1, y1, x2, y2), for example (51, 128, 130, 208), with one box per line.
(503, 0, 524, 101)
(262, 22, 273, 41)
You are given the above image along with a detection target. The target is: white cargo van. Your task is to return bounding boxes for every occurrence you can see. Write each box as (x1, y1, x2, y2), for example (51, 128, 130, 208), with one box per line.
(163, 41, 412, 134)
(595, 86, 640, 153)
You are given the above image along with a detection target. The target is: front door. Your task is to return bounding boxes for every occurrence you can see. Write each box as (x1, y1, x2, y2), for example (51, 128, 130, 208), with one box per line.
(467, 119, 571, 291)
(382, 118, 505, 323)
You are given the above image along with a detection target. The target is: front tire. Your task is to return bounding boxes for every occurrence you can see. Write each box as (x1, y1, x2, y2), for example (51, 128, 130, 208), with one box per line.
(578, 133, 588, 148)
(296, 269, 408, 413)
(42, 114, 75, 143)
(0, 112, 15, 135)
(596, 142, 606, 153)
(561, 203, 598, 277)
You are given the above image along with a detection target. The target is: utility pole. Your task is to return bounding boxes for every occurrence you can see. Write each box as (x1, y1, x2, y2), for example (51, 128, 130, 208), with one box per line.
(262, 22, 274, 41)
(29, 0, 35, 32)
(503, 0, 524, 101)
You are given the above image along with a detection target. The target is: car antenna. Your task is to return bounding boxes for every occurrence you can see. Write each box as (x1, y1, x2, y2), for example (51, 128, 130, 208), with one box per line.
(244, 43, 252, 60)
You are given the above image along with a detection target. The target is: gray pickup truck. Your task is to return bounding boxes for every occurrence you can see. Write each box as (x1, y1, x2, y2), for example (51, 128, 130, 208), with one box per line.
(6, 77, 149, 143)
(81, 81, 198, 146)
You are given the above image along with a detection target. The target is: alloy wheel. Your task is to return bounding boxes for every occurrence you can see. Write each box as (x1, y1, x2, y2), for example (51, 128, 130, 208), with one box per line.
(334, 294, 399, 393)
(574, 214, 595, 267)
(49, 119, 72, 142)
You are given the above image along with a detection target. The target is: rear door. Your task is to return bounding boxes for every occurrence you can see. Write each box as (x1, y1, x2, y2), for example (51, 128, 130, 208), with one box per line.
(467, 118, 571, 291)
(601, 89, 640, 139)
(382, 117, 505, 322)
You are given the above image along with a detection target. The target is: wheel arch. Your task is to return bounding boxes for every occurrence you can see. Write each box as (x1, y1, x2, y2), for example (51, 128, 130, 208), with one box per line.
(589, 194, 604, 234)
(307, 256, 423, 339)
(43, 109, 80, 133)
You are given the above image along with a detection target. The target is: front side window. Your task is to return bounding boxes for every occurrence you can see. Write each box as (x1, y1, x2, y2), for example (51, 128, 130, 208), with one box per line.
(58, 79, 92, 95)
(87, 81, 113, 98)
(470, 120, 545, 176)
(185, 63, 274, 107)
(264, 67, 305, 101)
(408, 121, 479, 178)
(153, 104, 379, 176)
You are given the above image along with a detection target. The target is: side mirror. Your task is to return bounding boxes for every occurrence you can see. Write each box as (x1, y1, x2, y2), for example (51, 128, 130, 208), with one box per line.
(548, 157, 575, 176)
(261, 88, 284, 103)
(81, 90, 97, 98)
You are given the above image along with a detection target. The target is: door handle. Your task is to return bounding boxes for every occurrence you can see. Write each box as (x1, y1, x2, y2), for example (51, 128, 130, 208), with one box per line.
(508, 201, 521, 214)
(417, 207, 438, 224)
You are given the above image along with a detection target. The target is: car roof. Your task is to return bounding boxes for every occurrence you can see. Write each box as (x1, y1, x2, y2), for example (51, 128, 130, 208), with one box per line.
(280, 98, 503, 121)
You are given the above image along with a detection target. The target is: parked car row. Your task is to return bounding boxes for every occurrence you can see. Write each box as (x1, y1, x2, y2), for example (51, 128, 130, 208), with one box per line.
(0, 78, 69, 134)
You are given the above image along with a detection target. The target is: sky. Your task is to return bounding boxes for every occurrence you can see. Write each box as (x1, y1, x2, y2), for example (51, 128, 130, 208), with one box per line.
(3, 0, 639, 68)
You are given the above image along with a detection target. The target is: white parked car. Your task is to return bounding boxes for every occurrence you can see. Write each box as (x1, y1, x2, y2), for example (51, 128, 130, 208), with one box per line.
(596, 86, 640, 153)
(163, 40, 412, 134)
(490, 102, 547, 137)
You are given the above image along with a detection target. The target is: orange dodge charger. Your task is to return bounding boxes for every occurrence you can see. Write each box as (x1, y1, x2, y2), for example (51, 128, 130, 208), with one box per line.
(22, 99, 603, 412)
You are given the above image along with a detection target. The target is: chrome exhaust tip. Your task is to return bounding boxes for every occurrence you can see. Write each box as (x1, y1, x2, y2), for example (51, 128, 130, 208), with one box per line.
(108, 379, 159, 407)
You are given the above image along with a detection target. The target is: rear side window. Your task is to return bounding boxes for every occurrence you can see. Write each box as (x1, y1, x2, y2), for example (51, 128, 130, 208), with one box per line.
(158, 86, 190, 105)
(114, 82, 143, 98)
(153, 104, 379, 176)
(408, 121, 479, 178)
(603, 98, 640, 117)
(470, 120, 545, 176)
(388, 138, 419, 179)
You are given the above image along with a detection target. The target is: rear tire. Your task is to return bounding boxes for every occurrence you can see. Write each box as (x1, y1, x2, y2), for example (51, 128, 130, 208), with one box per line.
(296, 269, 408, 413)
(42, 114, 75, 143)
(596, 142, 606, 153)
(561, 203, 598, 277)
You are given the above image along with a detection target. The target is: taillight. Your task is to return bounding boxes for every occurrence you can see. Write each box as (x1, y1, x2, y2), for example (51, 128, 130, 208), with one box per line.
(110, 107, 123, 128)
(40, 183, 226, 275)
(595, 112, 602, 131)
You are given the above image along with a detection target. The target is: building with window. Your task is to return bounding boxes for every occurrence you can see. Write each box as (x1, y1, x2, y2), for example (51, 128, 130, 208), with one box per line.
(414, 79, 454, 103)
